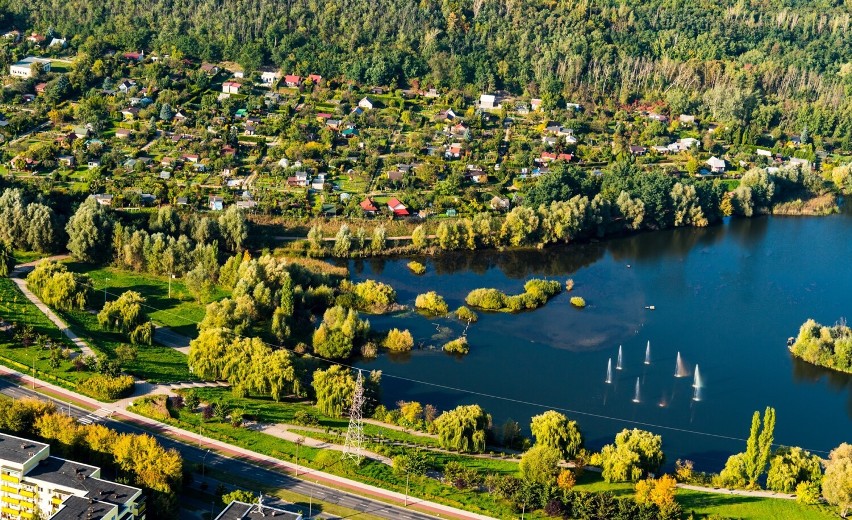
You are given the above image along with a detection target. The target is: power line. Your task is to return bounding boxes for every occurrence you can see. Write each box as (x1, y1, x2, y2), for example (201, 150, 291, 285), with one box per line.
(60, 274, 834, 455)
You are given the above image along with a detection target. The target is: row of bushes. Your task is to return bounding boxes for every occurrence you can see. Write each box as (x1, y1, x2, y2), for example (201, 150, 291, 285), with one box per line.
(78, 374, 135, 400)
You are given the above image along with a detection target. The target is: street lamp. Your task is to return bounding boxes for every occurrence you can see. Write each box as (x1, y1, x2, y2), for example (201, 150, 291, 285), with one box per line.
(202, 449, 210, 479)
(404, 471, 410, 506)
(168, 273, 175, 299)
(103, 277, 110, 304)
(31, 353, 35, 390)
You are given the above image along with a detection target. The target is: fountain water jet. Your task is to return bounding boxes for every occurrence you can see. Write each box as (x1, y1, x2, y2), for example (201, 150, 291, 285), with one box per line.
(692, 364, 702, 401)
(644, 341, 651, 365)
(605, 358, 613, 384)
(616, 345, 623, 370)
(674, 352, 687, 377)
(632, 378, 641, 403)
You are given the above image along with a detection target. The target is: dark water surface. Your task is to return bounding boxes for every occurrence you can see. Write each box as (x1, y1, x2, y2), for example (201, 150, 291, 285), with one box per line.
(347, 215, 852, 470)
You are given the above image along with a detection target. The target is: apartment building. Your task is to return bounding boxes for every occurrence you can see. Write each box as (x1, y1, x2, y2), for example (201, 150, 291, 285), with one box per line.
(0, 433, 144, 520)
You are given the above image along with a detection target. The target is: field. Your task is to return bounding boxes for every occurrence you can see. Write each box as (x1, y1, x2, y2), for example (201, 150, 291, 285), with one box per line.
(0, 278, 90, 388)
(66, 262, 228, 339)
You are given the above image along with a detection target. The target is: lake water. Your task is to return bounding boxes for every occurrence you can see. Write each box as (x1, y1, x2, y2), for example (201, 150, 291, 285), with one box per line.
(348, 214, 852, 470)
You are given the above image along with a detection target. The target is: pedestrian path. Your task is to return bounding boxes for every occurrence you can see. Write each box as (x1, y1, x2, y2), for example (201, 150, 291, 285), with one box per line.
(11, 257, 94, 358)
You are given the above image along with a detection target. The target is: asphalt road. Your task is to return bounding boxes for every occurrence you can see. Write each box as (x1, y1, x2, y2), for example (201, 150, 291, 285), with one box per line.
(0, 379, 446, 520)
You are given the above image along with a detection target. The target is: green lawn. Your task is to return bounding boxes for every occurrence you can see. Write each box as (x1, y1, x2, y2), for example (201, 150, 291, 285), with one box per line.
(573, 471, 837, 520)
(0, 278, 90, 388)
(66, 263, 228, 339)
(57, 308, 195, 383)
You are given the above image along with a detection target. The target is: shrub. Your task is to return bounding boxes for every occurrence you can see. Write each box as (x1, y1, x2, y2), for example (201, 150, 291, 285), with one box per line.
(570, 296, 586, 308)
(129, 394, 171, 421)
(293, 410, 320, 427)
(565, 278, 575, 291)
(443, 336, 470, 355)
(415, 291, 449, 315)
(360, 341, 378, 358)
(383, 328, 414, 352)
(455, 306, 478, 323)
(407, 261, 426, 275)
(351, 279, 397, 312)
(78, 374, 135, 400)
(443, 461, 482, 489)
(465, 288, 507, 310)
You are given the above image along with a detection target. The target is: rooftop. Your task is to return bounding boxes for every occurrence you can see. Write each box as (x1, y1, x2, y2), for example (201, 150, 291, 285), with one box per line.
(0, 433, 48, 466)
(25, 456, 98, 490)
(49, 496, 118, 520)
(215, 500, 301, 520)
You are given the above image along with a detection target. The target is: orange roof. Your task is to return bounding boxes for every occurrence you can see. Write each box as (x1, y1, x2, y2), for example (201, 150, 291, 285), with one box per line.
(360, 198, 378, 212)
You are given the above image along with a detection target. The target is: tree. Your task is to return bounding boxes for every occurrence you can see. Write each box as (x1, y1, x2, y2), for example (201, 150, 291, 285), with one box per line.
(599, 429, 664, 482)
(823, 443, 852, 518)
(635, 474, 677, 508)
(744, 407, 776, 488)
(159, 103, 173, 121)
(411, 225, 428, 248)
(312, 306, 370, 359)
(433, 405, 490, 453)
(414, 291, 448, 315)
(218, 206, 248, 252)
(0, 242, 14, 277)
(333, 224, 352, 257)
(312, 365, 356, 417)
(97, 291, 153, 345)
(370, 225, 386, 254)
(66, 197, 114, 263)
(519, 445, 561, 486)
(383, 328, 414, 352)
(26, 261, 90, 310)
(766, 446, 822, 493)
(221, 489, 255, 505)
(530, 410, 582, 459)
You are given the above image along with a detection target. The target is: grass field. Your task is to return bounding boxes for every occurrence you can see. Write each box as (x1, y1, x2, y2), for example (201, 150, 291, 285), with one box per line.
(66, 263, 228, 339)
(573, 471, 837, 520)
(57, 308, 196, 383)
(0, 278, 90, 388)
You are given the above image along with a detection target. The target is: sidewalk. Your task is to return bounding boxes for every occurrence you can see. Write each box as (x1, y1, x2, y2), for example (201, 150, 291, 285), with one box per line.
(676, 483, 796, 500)
(0, 365, 495, 520)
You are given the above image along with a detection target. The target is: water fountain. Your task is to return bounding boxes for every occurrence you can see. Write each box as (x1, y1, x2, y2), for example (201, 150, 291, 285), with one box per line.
(616, 345, 623, 370)
(644, 341, 651, 365)
(692, 364, 702, 401)
(605, 358, 613, 384)
(632, 378, 641, 403)
(674, 351, 687, 377)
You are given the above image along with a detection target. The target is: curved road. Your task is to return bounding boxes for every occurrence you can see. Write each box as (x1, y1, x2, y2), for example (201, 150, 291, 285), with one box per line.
(0, 377, 469, 520)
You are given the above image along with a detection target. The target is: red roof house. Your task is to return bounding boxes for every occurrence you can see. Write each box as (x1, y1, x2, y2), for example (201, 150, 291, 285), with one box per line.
(360, 198, 378, 214)
(386, 198, 409, 217)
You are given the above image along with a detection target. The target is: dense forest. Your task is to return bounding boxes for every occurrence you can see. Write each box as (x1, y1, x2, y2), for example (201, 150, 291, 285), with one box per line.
(4, 0, 852, 133)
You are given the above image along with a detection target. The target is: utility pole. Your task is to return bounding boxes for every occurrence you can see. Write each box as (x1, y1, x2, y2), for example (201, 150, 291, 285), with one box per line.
(31, 354, 35, 389)
(168, 273, 174, 299)
(342, 369, 365, 463)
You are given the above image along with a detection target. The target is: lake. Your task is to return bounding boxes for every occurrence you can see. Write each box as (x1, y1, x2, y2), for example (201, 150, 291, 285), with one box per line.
(347, 214, 852, 470)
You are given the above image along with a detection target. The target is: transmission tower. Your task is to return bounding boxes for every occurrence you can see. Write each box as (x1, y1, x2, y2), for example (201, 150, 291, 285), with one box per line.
(342, 369, 365, 463)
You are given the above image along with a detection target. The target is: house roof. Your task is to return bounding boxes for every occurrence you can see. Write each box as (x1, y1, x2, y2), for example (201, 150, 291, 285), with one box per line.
(360, 198, 378, 212)
(285, 74, 302, 84)
(386, 198, 409, 216)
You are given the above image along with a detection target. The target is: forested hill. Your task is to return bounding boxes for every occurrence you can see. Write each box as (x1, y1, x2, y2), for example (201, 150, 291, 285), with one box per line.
(3, 0, 852, 99)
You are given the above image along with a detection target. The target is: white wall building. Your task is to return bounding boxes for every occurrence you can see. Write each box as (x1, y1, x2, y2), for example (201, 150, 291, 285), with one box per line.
(9, 57, 51, 78)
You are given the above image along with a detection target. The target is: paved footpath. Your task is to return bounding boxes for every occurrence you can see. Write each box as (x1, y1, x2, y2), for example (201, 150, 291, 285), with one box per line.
(11, 257, 94, 357)
(0, 365, 496, 520)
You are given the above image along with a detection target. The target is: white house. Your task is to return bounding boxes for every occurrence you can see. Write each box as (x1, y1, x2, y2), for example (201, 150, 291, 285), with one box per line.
(358, 97, 374, 110)
(756, 149, 773, 158)
(259, 68, 281, 85)
(479, 94, 497, 110)
(706, 156, 726, 174)
(222, 81, 241, 94)
(9, 57, 51, 78)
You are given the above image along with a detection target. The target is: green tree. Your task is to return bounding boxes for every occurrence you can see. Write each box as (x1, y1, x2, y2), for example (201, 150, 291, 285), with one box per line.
(217, 206, 248, 252)
(0, 242, 14, 277)
(383, 328, 414, 352)
(433, 404, 490, 454)
(333, 224, 352, 257)
(312, 365, 356, 417)
(411, 225, 428, 248)
(744, 407, 776, 488)
(414, 291, 449, 315)
(822, 443, 852, 518)
(221, 489, 255, 505)
(97, 291, 153, 345)
(519, 445, 561, 486)
(766, 446, 822, 493)
(530, 410, 583, 459)
(66, 197, 114, 263)
(599, 429, 664, 482)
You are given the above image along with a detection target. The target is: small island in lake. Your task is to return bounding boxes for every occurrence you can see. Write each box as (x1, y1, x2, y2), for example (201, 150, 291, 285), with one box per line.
(789, 319, 852, 374)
